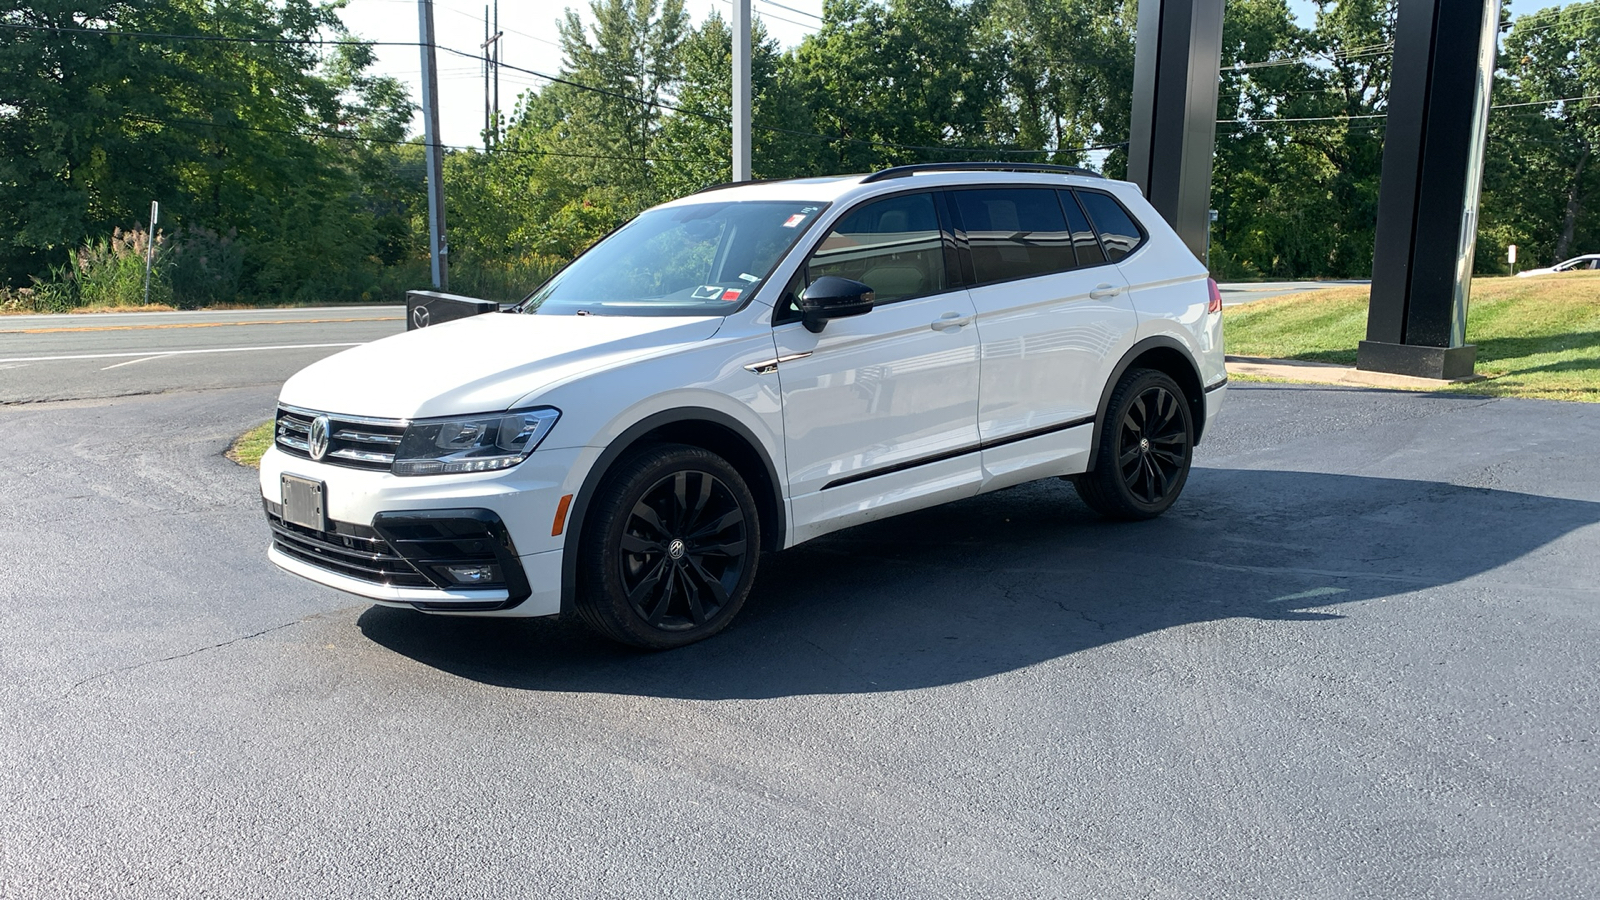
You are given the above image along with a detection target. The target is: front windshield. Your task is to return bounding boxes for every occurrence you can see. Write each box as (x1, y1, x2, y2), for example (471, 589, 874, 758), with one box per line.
(523, 200, 828, 316)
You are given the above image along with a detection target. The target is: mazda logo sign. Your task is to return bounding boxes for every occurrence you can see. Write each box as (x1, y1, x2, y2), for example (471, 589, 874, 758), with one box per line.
(411, 305, 431, 329)
(308, 415, 331, 461)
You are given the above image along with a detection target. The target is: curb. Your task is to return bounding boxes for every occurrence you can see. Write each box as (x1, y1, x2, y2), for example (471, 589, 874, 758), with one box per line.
(1225, 355, 1487, 390)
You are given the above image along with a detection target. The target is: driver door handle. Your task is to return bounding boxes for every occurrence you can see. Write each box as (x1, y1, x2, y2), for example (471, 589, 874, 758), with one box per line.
(931, 311, 973, 331)
(1089, 283, 1122, 300)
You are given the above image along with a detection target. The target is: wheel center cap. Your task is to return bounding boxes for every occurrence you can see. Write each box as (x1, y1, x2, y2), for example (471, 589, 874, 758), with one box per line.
(667, 538, 686, 560)
(1139, 437, 1150, 452)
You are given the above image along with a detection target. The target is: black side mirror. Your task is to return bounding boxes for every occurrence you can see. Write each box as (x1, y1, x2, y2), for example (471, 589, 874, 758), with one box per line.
(797, 276, 875, 333)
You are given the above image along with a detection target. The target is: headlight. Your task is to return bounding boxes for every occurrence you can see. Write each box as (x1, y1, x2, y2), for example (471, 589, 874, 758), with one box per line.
(392, 408, 560, 476)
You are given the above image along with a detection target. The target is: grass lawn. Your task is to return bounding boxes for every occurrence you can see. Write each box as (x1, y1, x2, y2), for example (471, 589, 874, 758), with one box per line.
(227, 421, 274, 468)
(1223, 272, 1600, 401)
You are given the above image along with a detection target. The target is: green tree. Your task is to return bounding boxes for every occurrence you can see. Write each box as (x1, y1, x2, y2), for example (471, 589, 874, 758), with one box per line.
(1483, 2, 1600, 267)
(0, 0, 417, 301)
(652, 13, 824, 196)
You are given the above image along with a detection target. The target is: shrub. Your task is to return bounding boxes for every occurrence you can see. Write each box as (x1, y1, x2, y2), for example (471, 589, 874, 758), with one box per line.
(169, 228, 244, 309)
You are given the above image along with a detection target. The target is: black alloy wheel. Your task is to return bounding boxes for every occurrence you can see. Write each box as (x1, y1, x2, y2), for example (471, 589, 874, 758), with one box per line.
(576, 444, 761, 649)
(1074, 368, 1194, 520)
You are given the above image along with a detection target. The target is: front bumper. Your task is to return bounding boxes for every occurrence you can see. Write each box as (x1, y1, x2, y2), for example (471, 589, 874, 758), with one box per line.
(260, 443, 588, 617)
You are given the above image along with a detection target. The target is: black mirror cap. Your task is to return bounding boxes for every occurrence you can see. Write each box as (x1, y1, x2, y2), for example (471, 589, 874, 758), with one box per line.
(798, 276, 874, 333)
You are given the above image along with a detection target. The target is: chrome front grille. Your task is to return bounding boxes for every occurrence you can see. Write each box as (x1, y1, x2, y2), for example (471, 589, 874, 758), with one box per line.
(275, 406, 407, 471)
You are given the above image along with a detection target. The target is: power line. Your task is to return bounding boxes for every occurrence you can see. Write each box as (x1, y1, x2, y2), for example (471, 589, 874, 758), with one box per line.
(1218, 92, 1600, 126)
(756, 0, 824, 23)
(0, 19, 404, 49)
(122, 113, 702, 163)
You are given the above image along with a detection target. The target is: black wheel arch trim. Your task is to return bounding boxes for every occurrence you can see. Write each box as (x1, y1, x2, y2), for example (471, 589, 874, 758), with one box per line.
(557, 408, 786, 617)
(1087, 336, 1208, 473)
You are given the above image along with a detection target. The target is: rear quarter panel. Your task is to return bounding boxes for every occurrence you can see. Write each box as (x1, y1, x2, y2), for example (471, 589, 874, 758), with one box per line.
(1108, 185, 1226, 390)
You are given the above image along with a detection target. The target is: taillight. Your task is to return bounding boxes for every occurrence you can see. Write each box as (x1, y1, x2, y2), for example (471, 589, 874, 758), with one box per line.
(1206, 277, 1222, 314)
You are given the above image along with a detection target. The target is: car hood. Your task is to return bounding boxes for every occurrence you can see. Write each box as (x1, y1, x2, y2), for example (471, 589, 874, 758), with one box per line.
(279, 312, 723, 419)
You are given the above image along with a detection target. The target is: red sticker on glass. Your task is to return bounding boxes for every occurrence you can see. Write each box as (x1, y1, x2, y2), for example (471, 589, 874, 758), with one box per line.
(721, 289, 743, 301)
(782, 214, 807, 228)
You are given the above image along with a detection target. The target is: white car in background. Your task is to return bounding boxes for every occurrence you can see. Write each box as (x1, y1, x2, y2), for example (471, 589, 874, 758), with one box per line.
(260, 162, 1227, 648)
(1517, 253, 1600, 277)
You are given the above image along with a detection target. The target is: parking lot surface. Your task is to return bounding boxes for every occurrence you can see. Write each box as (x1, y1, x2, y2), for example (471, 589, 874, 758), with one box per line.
(0, 382, 1596, 898)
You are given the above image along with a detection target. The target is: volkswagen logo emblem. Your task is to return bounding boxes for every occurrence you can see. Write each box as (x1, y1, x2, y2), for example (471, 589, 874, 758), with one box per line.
(411, 305, 431, 329)
(667, 538, 686, 561)
(308, 415, 331, 461)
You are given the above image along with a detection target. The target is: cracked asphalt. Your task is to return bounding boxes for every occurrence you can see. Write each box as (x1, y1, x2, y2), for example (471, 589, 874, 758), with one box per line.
(1, 380, 1598, 898)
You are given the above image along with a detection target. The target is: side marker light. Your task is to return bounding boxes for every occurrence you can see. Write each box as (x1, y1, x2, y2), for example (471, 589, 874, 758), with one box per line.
(552, 494, 574, 536)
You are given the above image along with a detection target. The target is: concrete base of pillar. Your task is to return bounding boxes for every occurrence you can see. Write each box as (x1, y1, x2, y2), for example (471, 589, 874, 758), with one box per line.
(1356, 341, 1477, 380)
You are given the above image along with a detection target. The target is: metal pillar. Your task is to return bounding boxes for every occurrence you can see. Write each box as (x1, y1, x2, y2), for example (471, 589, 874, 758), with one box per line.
(418, 0, 448, 289)
(1359, 0, 1501, 380)
(1127, 0, 1226, 263)
(732, 0, 751, 182)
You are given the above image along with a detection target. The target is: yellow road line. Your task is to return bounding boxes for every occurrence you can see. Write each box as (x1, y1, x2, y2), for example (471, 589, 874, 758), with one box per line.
(0, 316, 402, 335)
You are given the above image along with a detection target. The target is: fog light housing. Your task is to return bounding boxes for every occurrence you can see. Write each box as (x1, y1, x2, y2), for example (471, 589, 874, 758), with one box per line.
(438, 563, 503, 585)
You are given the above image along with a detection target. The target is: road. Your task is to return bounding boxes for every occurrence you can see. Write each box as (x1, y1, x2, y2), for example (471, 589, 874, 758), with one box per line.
(1217, 279, 1369, 306)
(0, 306, 404, 405)
(0, 299, 1597, 897)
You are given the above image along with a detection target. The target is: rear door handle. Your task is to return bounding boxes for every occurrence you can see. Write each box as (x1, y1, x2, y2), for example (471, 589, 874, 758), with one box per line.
(1089, 283, 1122, 300)
(931, 311, 973, 331)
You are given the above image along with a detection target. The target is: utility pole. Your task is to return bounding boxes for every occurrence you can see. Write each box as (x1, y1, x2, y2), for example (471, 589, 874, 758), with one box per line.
(732, 0, 751, 182)
(417, 0, 448, 289)
(481, 2, 502, 149)
(493, 0, 500, 147)
(483, 6, 491, 147)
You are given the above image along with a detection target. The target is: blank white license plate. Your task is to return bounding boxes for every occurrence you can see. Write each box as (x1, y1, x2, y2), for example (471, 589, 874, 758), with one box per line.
(281, 475, 327, 531)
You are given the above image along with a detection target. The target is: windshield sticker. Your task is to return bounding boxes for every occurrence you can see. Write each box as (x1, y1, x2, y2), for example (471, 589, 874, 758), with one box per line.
(691, 285, 723, 300)
(782, 214, 808, 228)
(738, 272, 760, 283)
(721, 289, 743, 301)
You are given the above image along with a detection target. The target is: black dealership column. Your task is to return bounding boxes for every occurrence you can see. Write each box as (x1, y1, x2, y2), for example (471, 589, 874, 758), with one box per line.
(1360, 0, 1501, 380)
(1127, 0, 1226, 263)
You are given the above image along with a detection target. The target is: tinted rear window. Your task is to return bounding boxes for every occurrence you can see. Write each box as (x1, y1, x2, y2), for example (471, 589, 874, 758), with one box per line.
(1074, 191, 1144, 262)
(952, 188, 1077, 284)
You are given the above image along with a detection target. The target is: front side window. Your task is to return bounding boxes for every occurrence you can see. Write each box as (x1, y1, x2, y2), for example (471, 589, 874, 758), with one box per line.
(1074, 191, 1144, 263)
(523, 200, 826, 316)
(802, 192, 947, 305)
(952, 188, 1077, 284)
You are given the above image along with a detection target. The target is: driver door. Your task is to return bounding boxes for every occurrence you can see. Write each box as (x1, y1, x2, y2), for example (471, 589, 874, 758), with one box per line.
(770, 191, 983, 544)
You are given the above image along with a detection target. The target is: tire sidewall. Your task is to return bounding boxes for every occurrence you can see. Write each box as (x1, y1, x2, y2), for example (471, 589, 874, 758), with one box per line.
(1101, 369, 1194, 517)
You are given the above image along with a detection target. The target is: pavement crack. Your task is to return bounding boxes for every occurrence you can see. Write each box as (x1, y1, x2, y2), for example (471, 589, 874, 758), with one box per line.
(63, 621, 299, 697)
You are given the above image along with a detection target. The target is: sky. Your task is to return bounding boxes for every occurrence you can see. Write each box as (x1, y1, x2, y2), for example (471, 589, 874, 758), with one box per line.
(333, 0, 1542, 151)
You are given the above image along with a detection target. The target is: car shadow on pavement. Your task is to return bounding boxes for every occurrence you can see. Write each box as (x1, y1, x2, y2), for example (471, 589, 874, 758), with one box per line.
(357, 468, 1600, 699)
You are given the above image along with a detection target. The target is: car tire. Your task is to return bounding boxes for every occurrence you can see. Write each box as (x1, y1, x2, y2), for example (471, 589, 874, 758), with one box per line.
(575, 443, 761, 649)
(1074, 368, 1195, 521)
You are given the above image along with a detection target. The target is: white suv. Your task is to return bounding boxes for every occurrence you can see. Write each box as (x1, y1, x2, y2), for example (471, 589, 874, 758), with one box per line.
(261, 163, 1227, 648)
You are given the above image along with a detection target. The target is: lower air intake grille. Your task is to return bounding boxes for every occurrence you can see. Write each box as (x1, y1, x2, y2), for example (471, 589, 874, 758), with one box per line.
(265, 502, 433, 588)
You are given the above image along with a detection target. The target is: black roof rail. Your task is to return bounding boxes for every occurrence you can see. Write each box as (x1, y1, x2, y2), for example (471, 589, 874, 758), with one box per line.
(860, 161, 1105, 183)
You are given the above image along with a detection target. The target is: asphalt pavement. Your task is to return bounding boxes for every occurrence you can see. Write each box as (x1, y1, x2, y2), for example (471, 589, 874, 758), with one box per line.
(0, 346, 1596, 895)
(0, 306, 404, 404)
